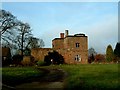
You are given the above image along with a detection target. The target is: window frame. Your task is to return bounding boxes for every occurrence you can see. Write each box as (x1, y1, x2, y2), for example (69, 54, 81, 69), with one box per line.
(75, 55, 81, 62)
(76, 43, 80, 48)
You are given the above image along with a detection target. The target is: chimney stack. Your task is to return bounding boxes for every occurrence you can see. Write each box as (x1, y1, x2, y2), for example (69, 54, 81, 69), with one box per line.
(65, 30, 69, 37)
(60, 33, 64, 38)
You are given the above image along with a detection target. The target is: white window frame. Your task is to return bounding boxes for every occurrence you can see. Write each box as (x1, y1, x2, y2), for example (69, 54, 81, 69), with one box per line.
(75, 55, 81, 62)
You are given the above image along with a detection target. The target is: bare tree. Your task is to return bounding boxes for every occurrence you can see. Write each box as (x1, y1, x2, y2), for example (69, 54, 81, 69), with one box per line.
(88, 47, 97, 56)
(0, 9, 18, 34)
(13, 22, 32, 56)
(0, 9, 18, 47)
(26, 37, 45, 49)
(1, 9, 45, 56)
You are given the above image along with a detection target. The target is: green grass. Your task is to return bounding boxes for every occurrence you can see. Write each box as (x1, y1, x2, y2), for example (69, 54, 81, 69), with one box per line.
(42, 64, 119, 89)
(58, 64, 119, 89)
(1, 64, 119, 89)
(2, 67, 44, 86)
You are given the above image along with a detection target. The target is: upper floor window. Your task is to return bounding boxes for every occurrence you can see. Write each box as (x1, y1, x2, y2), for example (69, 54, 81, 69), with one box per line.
(76, 43, 80, 48)
(52, 44, 54, 47)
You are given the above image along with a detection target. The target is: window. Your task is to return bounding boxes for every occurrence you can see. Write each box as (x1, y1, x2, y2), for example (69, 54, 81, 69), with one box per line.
(75, 55, 81, 62)
(76, 43, 80, 48)
(52, 44, 54, 47)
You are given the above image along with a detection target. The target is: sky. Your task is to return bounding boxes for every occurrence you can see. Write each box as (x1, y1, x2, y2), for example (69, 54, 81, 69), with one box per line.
(1, 0, 119, 54)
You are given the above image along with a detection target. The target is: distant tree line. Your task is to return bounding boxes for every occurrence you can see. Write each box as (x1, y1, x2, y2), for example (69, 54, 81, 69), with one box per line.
(88, 42, 120, 64)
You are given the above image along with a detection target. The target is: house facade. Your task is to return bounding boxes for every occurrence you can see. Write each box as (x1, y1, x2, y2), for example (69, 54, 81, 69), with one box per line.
(31, 30, 88, 64)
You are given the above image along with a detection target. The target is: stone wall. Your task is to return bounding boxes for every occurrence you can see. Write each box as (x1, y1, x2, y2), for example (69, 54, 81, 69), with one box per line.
(52, 38, 64, 49)
(63, 36, 88, 64)
(31, 48, 53, 62)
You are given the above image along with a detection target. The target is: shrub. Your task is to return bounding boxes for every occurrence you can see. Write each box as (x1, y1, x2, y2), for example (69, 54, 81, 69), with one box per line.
(12, 54, 23, 66)
(44, 51, 64, 65)
(95, 54, 105, 63)
(36, 61, 46, 66)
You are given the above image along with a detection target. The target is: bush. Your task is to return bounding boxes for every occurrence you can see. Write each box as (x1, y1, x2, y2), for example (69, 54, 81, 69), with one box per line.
(44, 51, 64, 65)
(12, 54, 23, 66)
(95, 54, 105, 63)
(36, 61, 46, 66)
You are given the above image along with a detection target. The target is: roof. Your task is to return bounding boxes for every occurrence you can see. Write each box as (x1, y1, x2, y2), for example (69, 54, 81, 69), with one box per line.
(74, 33, 85, 36)
(66, 35, 87, 37)
(52, 33, 87, 41)
(52, 38, 64, 41)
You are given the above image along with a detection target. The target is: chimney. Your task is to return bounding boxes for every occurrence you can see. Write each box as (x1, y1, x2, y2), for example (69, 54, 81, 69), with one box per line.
(60, 33, 64, 38)
(65, 30, 69, 37)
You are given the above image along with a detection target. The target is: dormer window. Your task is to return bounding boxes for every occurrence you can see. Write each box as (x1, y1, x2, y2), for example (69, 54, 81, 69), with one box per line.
(76, 43, 80, 48)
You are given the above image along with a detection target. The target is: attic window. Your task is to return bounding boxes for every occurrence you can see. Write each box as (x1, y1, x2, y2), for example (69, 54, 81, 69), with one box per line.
(76, 43, 80, 48)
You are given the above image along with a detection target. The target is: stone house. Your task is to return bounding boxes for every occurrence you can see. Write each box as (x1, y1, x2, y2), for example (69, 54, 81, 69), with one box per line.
(31, 30, 88, 64)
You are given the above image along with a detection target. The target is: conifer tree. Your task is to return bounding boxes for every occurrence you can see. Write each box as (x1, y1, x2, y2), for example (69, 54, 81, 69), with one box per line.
(106, 45, 114, 62)
(114, 42, 120, 62)
(114, 42, 120, 57)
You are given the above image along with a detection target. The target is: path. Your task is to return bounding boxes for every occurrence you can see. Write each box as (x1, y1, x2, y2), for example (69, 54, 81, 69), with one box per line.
(15, 68, 67, 89)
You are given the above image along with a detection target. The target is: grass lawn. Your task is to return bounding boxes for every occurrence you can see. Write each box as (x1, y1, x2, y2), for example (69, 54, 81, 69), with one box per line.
(2, 67, 44, 86)
(57, 64, 119, 89)
(1, 64, 119, 89)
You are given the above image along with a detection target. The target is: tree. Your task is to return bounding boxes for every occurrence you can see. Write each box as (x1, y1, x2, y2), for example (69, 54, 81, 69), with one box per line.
(10, 22, 45, 55)
(106, 45, 114, 62)
(88, 47, 97, 63)
(95, 54, 105, 63)
(26, 37, 45, 49)
(19, 36, 45, 56)
(114, 42, 120, 57)
(0, 9, 18, 34)
(0, 9, 19, 47)
(88, 47, 97, 56)
(88, 54, 95, 63)
(114, 42, 120, 62)
(2, 42, 17, 56)
(1, 9, 45, 56)
(12, 22, 32, 56)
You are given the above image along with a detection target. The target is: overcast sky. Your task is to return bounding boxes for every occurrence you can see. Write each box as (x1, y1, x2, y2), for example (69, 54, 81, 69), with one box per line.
(1, 1, 118, 54)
